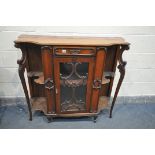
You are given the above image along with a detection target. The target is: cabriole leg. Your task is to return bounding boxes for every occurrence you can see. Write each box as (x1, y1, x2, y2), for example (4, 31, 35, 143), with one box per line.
(16, 44, 32, 121)
(109, 45, 129, 118)
(93, 116, 98, 123)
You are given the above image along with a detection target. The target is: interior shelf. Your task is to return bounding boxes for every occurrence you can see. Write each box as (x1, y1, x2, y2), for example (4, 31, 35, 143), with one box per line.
(34, 74, 44, 85)
(27, 71, 44, 85)
(104, 72, 115, 77)
(102, 77, 110, 84)
(31, 97, 47, 114)
(98, 96, 109, 112)
(27, 71, 43, 77)
(27, 71, 113, 86)
(30, 96, 109, 115)
(101, 71, 115, 85)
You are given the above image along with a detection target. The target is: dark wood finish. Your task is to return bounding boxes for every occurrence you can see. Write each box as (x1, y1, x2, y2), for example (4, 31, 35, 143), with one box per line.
(41, 46, 55, 114)
(14, 35, 130, 122)
(31, 97, 47, 114)
(91, 48, 106, 112)
(15, 43, 32, 121)
(15, 35, 129, 46)
(26, 44, 44, 97)
(54, 46, 96, 56)
(100, 46, 117, 97)
(109, 45, 129, 118)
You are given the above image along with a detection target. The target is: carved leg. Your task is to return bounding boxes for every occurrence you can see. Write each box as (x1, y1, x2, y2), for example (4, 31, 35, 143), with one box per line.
(109, 45, 129, 118)
(18, 68, 32, 121)
(46, 116, 53, 123)
(16, 44, 32, 121)
(93, 116, 98, 123)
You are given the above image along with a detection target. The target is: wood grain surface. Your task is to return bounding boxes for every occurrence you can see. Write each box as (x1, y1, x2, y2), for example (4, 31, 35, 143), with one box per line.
(15, 35, 129, 46)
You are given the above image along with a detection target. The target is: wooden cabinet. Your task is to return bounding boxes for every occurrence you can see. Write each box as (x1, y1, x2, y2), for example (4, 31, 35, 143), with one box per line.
(14, 35, 130, 122)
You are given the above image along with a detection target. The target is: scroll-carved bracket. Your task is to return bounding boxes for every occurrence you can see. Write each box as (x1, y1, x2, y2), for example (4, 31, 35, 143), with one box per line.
(93, 79, 102, 89)
(44, 78, 54, 90)
(117, 45, 129, 71)
(15, 43, 26, 69)
(15, 43, 32, 121)
(109, 45, 130, 118)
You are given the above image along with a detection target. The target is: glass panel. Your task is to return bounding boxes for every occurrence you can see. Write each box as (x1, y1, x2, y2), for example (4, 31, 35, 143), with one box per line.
(60, 62, 88, 112)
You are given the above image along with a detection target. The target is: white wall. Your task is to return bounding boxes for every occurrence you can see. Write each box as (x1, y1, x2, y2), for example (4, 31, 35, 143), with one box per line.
(0, 26, 155, 97)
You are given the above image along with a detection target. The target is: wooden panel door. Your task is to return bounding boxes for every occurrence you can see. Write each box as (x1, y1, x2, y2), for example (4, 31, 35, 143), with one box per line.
(54, 57, 95, 114)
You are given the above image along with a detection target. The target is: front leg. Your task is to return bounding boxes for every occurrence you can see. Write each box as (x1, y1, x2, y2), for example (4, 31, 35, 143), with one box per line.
(16, 43, 32, 121)
(46, 116, 53, 123)
(92, 115, 98, 123)
(109, 45, 129, 118)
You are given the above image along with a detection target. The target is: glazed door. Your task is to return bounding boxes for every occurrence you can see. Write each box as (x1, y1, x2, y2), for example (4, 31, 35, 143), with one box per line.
(54, 57, 94, 113)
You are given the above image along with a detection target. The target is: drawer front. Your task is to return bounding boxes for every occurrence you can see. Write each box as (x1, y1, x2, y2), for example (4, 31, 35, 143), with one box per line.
(54, 47, 96, 56)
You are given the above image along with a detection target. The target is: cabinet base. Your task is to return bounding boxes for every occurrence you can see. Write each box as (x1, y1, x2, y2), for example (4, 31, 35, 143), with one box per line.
(30, 96, 109, 121)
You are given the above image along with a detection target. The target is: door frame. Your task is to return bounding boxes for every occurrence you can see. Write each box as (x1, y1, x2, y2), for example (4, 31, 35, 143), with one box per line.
(54, 57, 95, 114)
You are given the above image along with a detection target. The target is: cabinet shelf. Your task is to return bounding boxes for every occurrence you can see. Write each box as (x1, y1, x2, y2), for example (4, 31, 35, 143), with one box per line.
(101, 72, 115, 85)
(27, 71, 44, 85)
(31, 97, 47, 114)
(104, 72, 115, 77)
(27, 71, 43, 77)
(102, 77, 110, 84)
(98, 96, 109, 112)
(27, 71, 113, 86)
(30, 96, 109, 115)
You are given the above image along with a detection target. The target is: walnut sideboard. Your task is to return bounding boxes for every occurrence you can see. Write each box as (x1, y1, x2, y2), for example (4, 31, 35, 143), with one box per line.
(14, 35, 130, 122)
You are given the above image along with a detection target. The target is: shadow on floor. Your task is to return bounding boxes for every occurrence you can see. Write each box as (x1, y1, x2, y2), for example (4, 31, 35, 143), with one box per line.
(0, 103, 155, 129)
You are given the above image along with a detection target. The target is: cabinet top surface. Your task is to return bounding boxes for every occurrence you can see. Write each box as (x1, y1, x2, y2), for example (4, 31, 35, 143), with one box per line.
(15, 35, 129, 46)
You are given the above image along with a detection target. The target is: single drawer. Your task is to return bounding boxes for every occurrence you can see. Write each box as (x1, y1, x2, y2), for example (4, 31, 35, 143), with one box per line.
(54, 47, 96, 56)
